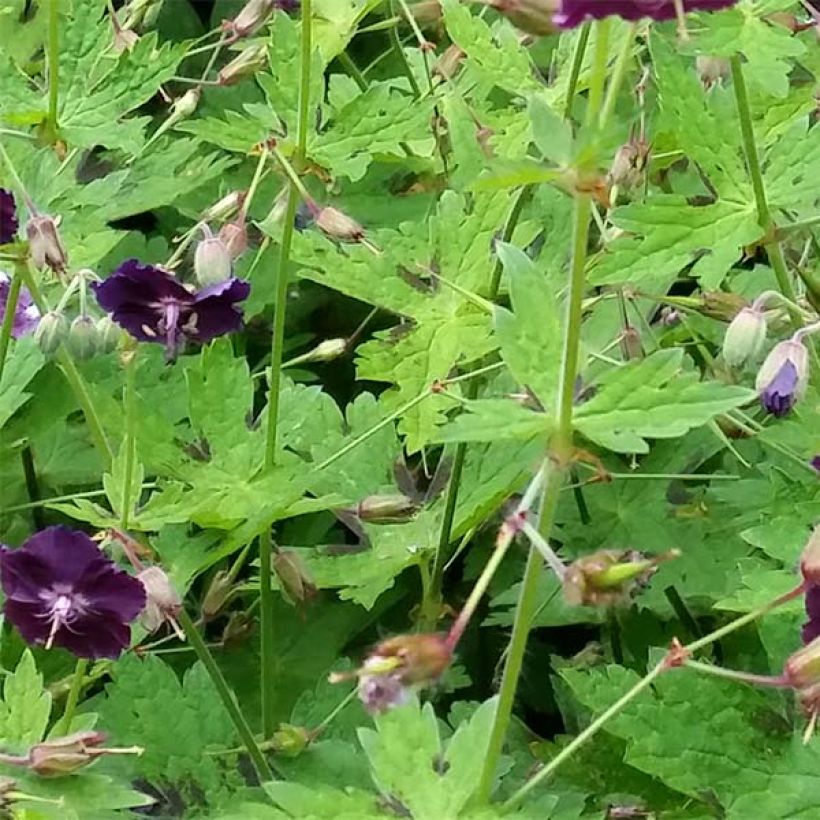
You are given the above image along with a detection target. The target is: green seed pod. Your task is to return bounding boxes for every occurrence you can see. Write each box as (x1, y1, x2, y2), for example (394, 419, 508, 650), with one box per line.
(270, 724, 311, 758)
(66, 316, 98, 360)
(96, 315, 123, 354)
(34, 311, 68, 356)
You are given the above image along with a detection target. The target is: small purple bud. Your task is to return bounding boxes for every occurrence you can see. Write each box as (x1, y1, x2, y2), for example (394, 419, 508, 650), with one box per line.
(755, 338, 809, 417)
(26, 214, 68, 274)
(0, 189, 19, 245)
(194, 226, 233, 286)
(722, 306, 767, 367)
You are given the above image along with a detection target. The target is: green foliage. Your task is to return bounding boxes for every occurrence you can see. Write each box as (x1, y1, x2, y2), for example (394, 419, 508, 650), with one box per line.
(0, 650, 51, 747)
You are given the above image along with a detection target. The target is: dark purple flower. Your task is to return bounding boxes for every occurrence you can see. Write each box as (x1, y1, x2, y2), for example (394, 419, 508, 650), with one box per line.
(811, 456, 820, 474)
(92, 259, 250, 361)
(554, 0, 736, 28)
(0, 527, 146, 660)
(0, 272, 40, 338)
(0, 189, 18, 245)
(760, 360, 799, 417)
(756, 338, 809, 418)
(803, 586, 820, 645)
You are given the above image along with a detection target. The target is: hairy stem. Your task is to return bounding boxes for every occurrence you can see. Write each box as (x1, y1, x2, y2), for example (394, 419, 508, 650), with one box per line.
(46, 0, 60, 141)
(56, 659, 89, 735)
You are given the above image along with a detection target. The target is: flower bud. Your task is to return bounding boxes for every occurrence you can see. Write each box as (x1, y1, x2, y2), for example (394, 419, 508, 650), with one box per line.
(66, 315, 98, 360)
(201, 569, 234, 619)
(224, 0, 276, 39)
(194, 227, 233, 287)
(34, 311, 68, 355)
(355, 493, 417, 523)
(218, 44, 268, 86)
(96, 314, 123, 353)
(800, 525, 820, 587)
(112, 24, 139, 53)
(487, 0, 558, 35)
(270, 723, 310, 757)
(786, 636, 820, 690)
(700, 291, 747, 321)
(696, 55, 730, 89)
(170, 87, 201, 122)
(221, 611, 255, 647)
(722, 306, 767, 366)
(620, 326, 643, 360)
(202, 191, 246, 223)
(137, 566, 181, 634)
(371, 633, 452, 685)
(563, 549, 678, 607)
(218, 219, 248, 260)
(755, 338, 809, 417)
(273, 550, 317, 606)
(26, 214, 67, 273)
(608, 137, 650, 191)
(314, 206, 364, 242)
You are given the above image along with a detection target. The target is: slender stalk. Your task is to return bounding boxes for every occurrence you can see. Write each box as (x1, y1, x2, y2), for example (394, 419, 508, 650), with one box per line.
(599, 23, 637, 128)
(20, 445, 45, 530)
(45, 0, 60, 141)
(585, 20, 610, 129)
(120, 351, 137, 529)
(259, 0, 312, 739)
(682, 659, 789, 688)
(56, 659, 88, 735)
(729, 56, 798, 314)
(338, 51, 368, 92)
(563, 22, 592, 120)
(177, 608, 275, 782)
(0, 272, 22, 383)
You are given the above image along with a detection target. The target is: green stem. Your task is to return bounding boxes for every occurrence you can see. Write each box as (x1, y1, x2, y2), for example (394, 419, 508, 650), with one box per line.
(120, 351, 137, 529)
(388, 0, 421, 97)
(563, 22, 592, 121)
(259, 0, 312, 739)
(478, 195, 593, 802)
(729, 56, 798, 316)
(0, 272, 22, 384)
(585, 19, 610, 129)
(599, 23, 637, 129)
(176, 608, 276, 783)
(46, 0, 60, 141)
(56, 659, 88, 735)
(338, 51, 368, 91)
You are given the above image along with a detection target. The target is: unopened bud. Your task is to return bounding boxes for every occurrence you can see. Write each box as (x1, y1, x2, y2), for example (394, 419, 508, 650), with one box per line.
(66, 315, 98, 360)
(218, 44, 267, 86)
(696, 55, 730, 89)
(372, 633, 452, 685)
(224, 0, 275, 39)
(563, 549, 678, 607)
(137, 566, 182, 634)
(112, 24, 139, 53)
(487, 0, 558, 35)
(194, 226, 233, 286)
(26, 214, 67, 273)
(273, 550, 317, 606)
(221, 611, 255, 647)
(35, 311, 68, 355)
(700, 291, 747, 322)
(411, 0, 442, 24)
(433, 44, 465, 81)
(722, 306, 767, 366)
(786, 636, 820, 690)
(756, 338, 810, 417)
(314, 206, 364, 242)
(96, 315, 123, 353)
(202, 569, 233, 619)
(202, 191, 246, 223)
(170, 87, 201, 121)
(218, 219, 248, 260)
(609, 138, 650, 191)
(620, 326, 643, 360)
(270, 724, 310, 757)
(800, 525, 820, 586)
(355, 493, 417, 523)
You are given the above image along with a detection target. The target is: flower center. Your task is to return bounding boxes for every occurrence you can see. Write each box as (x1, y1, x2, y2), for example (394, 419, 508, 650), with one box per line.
(39, 584, 89, 649)
(155, 299, 182, 361)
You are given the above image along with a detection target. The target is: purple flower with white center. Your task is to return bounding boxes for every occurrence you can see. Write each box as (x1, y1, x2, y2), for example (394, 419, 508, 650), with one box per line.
(0, 527, 146, 660)
(0, 272, 40, 338)
(554, 0, 736, 28)
(755, 338, 809, 417)
(0, 189, 18, 245)
(92, 259, 250, 361)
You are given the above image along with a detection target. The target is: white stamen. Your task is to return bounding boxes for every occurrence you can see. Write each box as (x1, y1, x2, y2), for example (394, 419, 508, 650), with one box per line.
(141, 324, 157, 338)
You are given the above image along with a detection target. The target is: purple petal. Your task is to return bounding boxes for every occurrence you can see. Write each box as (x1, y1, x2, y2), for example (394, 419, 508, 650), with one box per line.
(53, 613, 134, 660)
(187, 277, 250, 343)
(0, 189, 18, 245)
(0, 273, 40, 339)
(4, 599, 54, 646)
(811, 456, 820, 474)
(554, 0, 736, 27)
(760, 360, 799, 418)
(74, 562, 146, 623)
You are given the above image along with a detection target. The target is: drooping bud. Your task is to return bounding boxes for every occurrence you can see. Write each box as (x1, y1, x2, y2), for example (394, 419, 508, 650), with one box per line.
(314, 206, 364, 242)
(137, 566, 182, 635)
(223, 0, 276, 40)
(700, 291, 747, 321)
(202, 191, 246, 223)
(34, 311, 68, 355)
(755, 338, 809, 417)
(218, 44, 268, 86)
(563, 549, 679, 607)
(218, 218, 248, 260)
(722, 305, 767, 366)
(66, 315, 98, 360)
(608, 137, 651, 194)
(785, 636, 820, 690)
(696, 55, 730, 89)
(194, 225, 233, 286)
(26, 214, 68, 274)
(221, 611, 255, 647)
(273, 550, 317, 606)
(485, 0, 558, 35)
(800, 525, 820, 587)
(270, 724, 310, 757)
(355, 493, 417, 523)
(96, 315, 123, 353)
(170, 86, 201, 122)
(201, 569, 234, 619)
